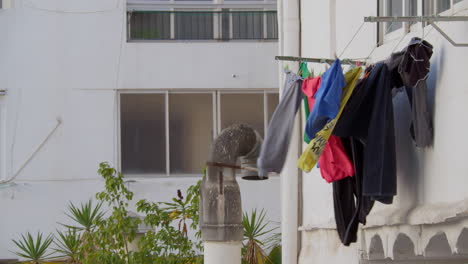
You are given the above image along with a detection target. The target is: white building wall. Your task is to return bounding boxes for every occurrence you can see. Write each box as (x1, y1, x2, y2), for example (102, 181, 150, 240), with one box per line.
(296, 0, 468, 263)
(0, 0, 280, 259)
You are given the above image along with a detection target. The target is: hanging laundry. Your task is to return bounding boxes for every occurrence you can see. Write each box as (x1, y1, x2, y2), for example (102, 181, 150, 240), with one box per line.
(302, 76, 321, 143)
(302, 74, 354, 183)
(319, 136, 354, 183)
(334, 63, 396, 204)
(300, 62, 314, 143)
(298, 66, 362, 172)
(387, 37, 434, 147)
(303, 96, 311, 143)
(257, 71, 303, 177)
(305, 59, 346, 140)
(333, 138, 374, 246)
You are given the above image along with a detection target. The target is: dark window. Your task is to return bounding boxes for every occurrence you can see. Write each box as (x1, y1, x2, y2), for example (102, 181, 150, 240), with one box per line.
(129, 12, 171, 40)
(386, 0, 403, 32)
(232, 12, 263, 39)
(169, 94, 213, 174)
(266, 12, 278, 39)
(120, 94, 166, 175)
(220, 93, 264, 136)
(437, 0, 451, 12)
(407, 0, 418, 26)
(175, 12, 214, 40)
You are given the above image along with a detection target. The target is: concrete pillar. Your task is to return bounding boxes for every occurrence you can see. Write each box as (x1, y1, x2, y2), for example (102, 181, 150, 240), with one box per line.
(279, 0, 301, 263)
(204, 241, 242, 264)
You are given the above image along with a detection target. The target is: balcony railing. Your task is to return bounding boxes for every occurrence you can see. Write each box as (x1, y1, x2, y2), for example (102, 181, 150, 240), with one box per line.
(127, 11, 278, 41)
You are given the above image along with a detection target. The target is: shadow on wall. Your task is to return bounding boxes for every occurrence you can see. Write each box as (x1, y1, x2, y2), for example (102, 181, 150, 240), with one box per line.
(427, 45, 444, 121)
(392, 90, 420, 212)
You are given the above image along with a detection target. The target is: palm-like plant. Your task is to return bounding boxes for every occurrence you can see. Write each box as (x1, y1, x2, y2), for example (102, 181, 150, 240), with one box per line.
(242, 209, 278, 264)
(53, 229, 81, 264)
(12, 232, 54, 264)
(63, 200, 104, 232)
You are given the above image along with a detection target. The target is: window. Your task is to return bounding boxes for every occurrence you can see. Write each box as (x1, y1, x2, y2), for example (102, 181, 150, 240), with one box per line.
(120, 94, 166, 175)
(220, 93, 264, 135)
(169, 93, 213, 174)
(175, 11, 214, 40)
(129, 12, 171, 40)
(423, 0, 462, 15)
(127, 10, 278, 41)
(386, 0, 403, 33)
(231, 11, 264, 39)
(378, 0, 417, 42)
(120, 91, 279, 177)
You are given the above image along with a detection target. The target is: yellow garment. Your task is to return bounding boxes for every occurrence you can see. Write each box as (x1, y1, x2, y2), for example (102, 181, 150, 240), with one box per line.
(298, 67, 362, 172)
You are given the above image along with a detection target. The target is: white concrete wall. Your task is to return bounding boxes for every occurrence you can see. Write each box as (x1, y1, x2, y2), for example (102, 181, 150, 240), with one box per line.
(0, 0, 280, 259)
(297, 0, 468, 263)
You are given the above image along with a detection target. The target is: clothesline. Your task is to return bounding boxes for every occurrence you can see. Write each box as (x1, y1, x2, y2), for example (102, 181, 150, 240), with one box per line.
(275, 56, 365, 65)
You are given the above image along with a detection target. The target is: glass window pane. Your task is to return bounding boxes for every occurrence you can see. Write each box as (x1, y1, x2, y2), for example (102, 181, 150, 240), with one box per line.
(267, 93, 279, 124)
(129, 12, 171, 40)
(437, 0, 451, 12)
(232, 12, 264, 39)
(221, 9, 231, 40)
(220, 93, 264, 136)
(386, 0, 403, 33)
(175, 12, 214, 40)
(266, 12, 278, 39)
(423, 0, 435, 15)
(169, 94, 213, 174)
(120, 94, 166, 175)
(407, 0, 417, 25)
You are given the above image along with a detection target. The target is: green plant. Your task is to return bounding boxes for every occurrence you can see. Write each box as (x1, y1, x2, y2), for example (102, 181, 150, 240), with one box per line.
(11, 163, 204, 264)
(63, 200, 104, 232)
(61, 200, 104, 263)
(267, 245, 281, 264)
(135, 181, 202, 263)
(85, 162, 141, 264)
(53, 229, 81, 264)
(12, 232, 54, 264)
(242, 209, 279, 264)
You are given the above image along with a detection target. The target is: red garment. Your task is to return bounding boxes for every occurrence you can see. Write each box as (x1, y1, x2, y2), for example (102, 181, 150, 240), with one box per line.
(302, 76, 354, 183)
(302, 76, 321, 110)
(319, 135, 354, 183)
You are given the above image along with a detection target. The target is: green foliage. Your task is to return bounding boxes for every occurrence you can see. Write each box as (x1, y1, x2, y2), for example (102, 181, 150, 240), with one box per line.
(134, 179, 202, 263)
(12, 232, 55, 264)
(83, 162, 141, 264)
(53, 229, 81, 263)
(11, 162, 279, 264)
(242, 209, 279, 264)
(267, 245, 281, 264)
(63, 200, 104, 232)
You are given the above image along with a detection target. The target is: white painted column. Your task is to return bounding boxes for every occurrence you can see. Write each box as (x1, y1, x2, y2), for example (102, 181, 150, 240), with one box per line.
(204, 241, 242, 264)
(279, 0, 301, 264)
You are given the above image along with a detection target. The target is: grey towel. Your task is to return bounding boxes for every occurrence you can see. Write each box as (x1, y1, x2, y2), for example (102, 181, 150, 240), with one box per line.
(257, 71, 303, 177)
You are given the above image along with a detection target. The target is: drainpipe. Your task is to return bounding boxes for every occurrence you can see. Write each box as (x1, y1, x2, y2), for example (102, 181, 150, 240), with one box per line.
(280, 0, 301, 263)
(200, 124, 264, 264)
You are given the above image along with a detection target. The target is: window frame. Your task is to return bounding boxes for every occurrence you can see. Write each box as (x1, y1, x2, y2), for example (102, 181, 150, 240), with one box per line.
(117, 89, 279, 178)
(126, 0, 278, 42)
(378, 0, 467, 44)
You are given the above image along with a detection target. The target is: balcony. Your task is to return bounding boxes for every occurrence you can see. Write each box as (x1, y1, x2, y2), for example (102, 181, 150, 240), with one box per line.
(127, 10, 278, 41)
